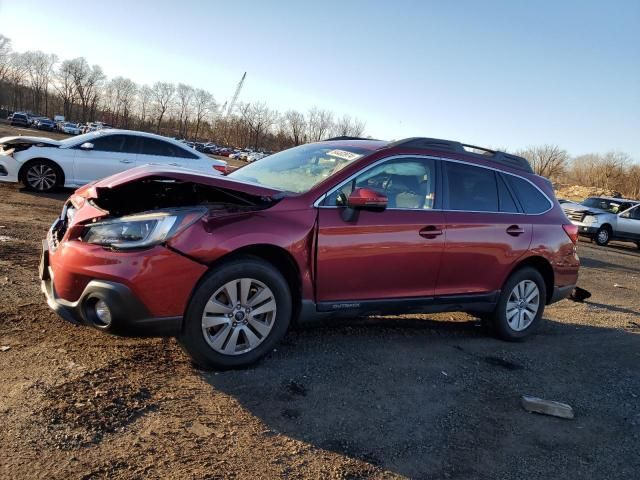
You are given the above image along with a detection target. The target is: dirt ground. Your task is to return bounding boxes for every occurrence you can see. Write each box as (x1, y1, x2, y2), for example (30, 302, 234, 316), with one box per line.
(1, 132, 640, 479)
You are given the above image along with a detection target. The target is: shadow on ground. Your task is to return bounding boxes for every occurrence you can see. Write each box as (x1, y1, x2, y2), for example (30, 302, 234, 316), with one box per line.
(202, 316, 640, 479)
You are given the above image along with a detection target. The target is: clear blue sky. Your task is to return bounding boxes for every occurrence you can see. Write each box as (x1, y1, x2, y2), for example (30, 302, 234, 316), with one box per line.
(1, 0, 639, 159)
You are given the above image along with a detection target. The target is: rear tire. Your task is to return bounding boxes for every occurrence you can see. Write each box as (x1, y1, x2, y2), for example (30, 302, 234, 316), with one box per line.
(178, 257, 292, 370)
(21, 160, 62, 192)
(594, 226, 611, 246)
(488, 267, 546, 341)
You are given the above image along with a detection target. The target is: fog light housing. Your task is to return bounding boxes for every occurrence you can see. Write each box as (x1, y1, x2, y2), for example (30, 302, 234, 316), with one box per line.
(94, 299, 112, 326)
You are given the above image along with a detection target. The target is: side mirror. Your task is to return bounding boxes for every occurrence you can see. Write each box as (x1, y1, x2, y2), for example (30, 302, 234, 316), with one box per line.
(80, 142, 94, 150)
(347, 187, 388, 210)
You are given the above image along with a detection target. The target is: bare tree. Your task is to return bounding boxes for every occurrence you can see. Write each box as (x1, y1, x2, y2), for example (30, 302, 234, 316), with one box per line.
(515, 144, 568, 179)
(241, 102, 277, 148)
(333, 114, 366, 137)
(175, 83, 195, 138)
(6, 52, 29, 111)
(68, 58, 105, 121)
(284, 110, 306, 145)
(307, 107, 334, 141)
(54, 59, 78, 119)
(192, 88, 215, 141)
(137, 84, 152, 128)
(0, 34, 11, 83)
(151, 82, 175, 133)
(23, 51, 58, 114)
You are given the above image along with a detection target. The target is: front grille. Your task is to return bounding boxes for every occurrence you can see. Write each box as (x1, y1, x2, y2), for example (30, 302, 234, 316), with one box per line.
(564, 209, 586, 222)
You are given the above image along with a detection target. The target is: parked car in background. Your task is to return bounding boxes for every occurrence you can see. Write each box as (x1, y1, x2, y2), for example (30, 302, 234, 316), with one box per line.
(562, 196, 640, 247)
(39, 136, 579, 369)
(0, 129, 228, 192)
(35, 118, 55, 131)
(9, 112, 30, 128)
(61, 122, 82, 135)
(246, 151, 266, 162)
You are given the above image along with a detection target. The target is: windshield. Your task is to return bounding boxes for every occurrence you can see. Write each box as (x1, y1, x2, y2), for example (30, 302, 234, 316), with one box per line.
(581, 197, 634, 213)
(228, 143, 370, 193)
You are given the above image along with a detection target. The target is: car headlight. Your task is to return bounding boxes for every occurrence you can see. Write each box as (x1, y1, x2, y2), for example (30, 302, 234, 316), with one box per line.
(583, 215, 598, 225)
(82, 208, 206, 250)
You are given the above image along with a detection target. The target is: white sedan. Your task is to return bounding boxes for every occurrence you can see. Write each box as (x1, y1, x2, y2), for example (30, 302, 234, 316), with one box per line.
(61, 122, 82, 135)
(0, 129, 228, 192)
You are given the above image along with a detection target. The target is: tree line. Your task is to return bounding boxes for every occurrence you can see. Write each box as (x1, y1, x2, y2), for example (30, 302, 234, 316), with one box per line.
(515, 145, 640, 200)
(0, 33, 366, 151)
(0, 33, 638, 198)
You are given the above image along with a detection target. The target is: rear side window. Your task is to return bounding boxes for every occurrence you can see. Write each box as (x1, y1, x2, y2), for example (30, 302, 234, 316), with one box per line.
(445, 162, 498, 212)
(140, 138, 198, 159)
(505, 175, 551, 214)
(497, 174, 519, 213)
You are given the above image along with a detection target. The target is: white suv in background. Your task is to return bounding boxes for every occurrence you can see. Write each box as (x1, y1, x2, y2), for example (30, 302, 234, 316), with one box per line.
(562, 196, 640, 248)
(0, 129, 228, 192)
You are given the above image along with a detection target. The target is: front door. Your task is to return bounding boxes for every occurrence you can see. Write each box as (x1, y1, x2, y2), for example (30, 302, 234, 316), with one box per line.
(73, 134, 139, 184)
(316, 157, 445, 302)
(617, 205, 640, 241)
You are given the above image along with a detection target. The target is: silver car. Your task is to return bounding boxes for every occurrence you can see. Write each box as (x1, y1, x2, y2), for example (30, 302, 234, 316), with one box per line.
(562, 196, 640, 248)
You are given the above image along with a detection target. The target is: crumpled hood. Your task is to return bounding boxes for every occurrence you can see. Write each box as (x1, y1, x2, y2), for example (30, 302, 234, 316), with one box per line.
(77, 164, 281, 198)
(0, 136, 62, 147)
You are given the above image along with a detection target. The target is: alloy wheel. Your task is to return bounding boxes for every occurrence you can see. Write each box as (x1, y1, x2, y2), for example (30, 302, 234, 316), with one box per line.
(26, 164, 57, 191)
(506, 280, 540, 331)
(201, 278, 276, 355)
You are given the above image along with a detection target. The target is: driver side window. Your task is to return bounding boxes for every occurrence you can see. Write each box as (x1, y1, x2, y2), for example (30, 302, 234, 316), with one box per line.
(324, 158, 437, 210)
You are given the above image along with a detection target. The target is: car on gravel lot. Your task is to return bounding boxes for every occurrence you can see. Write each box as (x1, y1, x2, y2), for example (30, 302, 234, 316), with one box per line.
(562, 196, 640, 248)
(0, 129, 228, 192)
(9, 112, 30, 127)
(61, 122, 82, 135)
(39, 136, 580, 369)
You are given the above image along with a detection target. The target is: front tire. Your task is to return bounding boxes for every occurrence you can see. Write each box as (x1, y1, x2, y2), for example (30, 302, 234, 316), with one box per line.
(21, 160, 62, 192)
(594, 226, 611, 246)
(179, 257, 292, 370)
(489, 267, 546, 341)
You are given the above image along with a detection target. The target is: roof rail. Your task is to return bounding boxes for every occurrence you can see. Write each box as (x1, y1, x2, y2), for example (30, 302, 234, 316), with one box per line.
(388, 137, 533, 173)
(323, 136, 376, 141)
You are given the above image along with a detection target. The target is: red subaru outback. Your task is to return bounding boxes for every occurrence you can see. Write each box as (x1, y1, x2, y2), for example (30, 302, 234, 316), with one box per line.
(41, 137, 579, 369)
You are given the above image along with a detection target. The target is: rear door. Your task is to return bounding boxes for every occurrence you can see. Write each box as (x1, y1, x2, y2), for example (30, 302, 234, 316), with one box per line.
(72, 134, 140, 184)
(437, 161, 533, 296)
(617, 205, 640, 241)
(316, 156, 445, 302)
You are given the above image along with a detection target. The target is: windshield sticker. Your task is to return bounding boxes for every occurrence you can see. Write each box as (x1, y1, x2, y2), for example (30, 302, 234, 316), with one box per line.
(326, 149, 362, 162)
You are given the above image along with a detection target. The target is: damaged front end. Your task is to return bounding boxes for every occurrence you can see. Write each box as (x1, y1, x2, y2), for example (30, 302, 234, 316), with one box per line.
(56, 166, 283, 251)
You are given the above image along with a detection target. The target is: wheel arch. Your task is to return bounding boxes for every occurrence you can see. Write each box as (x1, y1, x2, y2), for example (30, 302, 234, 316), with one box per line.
(506, 255, 554, 305)
(18, 157, 66, 187)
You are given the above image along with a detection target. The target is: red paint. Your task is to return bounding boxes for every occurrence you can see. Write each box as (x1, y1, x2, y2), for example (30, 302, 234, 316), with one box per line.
(48, 140, 579, 322)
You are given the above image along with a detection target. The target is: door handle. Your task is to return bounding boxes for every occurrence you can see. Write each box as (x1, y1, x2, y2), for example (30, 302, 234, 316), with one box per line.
(168, 162, 180, 166)
(506, 225, 525, 236)
(120, 159, 133, 164)
(419, 225, 443, 239)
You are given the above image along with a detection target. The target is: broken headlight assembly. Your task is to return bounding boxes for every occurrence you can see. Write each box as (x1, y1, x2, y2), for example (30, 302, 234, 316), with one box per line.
(82, 207, 207, 250)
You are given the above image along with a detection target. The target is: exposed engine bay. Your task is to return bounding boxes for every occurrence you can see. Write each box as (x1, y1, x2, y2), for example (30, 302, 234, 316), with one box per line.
(91, 176, 277, 217)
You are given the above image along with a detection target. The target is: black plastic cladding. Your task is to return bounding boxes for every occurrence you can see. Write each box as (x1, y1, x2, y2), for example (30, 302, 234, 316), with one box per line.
(387, 137, 533, 173)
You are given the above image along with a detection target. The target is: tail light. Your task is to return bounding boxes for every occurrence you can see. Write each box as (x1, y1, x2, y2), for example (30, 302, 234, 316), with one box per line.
(562, 224, 578, 244)
(213, 165, 228, 174)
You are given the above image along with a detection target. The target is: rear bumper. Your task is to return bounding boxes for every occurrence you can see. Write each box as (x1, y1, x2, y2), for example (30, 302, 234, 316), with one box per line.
(42, 270, 183, 336)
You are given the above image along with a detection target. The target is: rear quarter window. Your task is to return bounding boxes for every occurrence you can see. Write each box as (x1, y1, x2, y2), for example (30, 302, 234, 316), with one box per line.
(505, 175, 551, 214)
